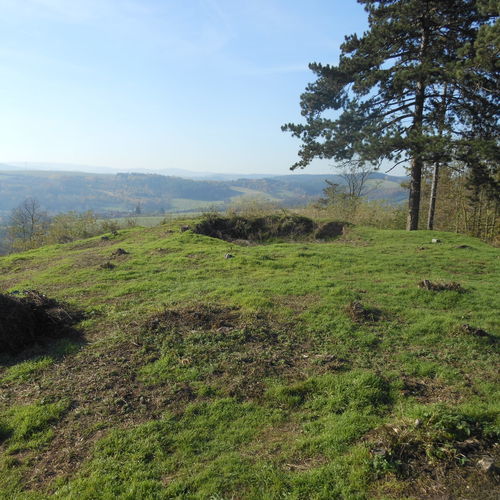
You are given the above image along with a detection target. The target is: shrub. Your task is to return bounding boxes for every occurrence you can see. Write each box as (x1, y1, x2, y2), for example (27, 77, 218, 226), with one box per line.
(194, 214, 344, 242)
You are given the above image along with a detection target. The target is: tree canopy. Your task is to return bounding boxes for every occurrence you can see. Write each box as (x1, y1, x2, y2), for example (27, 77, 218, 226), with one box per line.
(283, 0, 498, 230)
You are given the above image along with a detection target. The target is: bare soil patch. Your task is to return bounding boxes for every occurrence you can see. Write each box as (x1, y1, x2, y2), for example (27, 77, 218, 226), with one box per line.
(143, 305, 316, 399)
(8, 304, 325, 491)
(146, 304, 240, 332)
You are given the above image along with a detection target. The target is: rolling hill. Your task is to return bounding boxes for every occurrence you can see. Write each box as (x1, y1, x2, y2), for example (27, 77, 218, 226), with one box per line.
(0, 220, 498, 498)
(0, 168, 407, 217)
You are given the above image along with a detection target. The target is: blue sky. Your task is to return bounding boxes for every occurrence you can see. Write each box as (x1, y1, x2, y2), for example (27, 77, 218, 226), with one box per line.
(0, 0, 371, 175)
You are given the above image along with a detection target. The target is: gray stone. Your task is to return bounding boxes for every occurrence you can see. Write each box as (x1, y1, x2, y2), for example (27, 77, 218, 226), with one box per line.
(477, 457, 495, 473)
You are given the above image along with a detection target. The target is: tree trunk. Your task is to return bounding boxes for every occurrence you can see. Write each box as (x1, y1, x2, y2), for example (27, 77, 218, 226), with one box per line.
(407, 156, 423, 230)
(406, 23, 429, 231)
(427, 163, 440, 230)
(427, 85, 448, 231)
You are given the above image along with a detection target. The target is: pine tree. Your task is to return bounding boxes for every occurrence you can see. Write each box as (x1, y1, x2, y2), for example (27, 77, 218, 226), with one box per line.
(283, 0, 496, 230)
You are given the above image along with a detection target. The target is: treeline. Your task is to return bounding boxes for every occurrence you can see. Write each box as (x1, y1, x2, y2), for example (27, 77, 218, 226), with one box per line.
(3, 199, 133, 254)
(419, 164, 498, 240)
(305, 164, 498, 242)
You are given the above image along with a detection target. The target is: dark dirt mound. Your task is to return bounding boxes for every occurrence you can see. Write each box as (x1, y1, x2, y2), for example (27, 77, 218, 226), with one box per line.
(111, 248, 129, 257)
(346, 301, 381, 323)
(100, 261, 116, 270)
(0, 291, 81, 355)
(461, 324, 497, 343)
(418, 280, 466, 292)
(193, 214, 348, 242)
(146, 305, 240, 332)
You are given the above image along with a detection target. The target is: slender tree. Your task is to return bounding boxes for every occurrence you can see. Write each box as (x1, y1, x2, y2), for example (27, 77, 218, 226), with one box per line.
(7, 198, 47, 251)
(283, 0, 496, 230)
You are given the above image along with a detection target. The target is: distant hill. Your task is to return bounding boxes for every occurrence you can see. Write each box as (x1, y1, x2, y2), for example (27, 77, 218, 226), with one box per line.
(0, 171, 239, 215)
(232, 173, 407, 204)
(0, 168, 407, 216)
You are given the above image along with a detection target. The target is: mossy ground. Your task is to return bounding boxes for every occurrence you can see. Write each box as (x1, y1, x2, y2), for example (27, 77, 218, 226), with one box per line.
(0, 220, 498, 499)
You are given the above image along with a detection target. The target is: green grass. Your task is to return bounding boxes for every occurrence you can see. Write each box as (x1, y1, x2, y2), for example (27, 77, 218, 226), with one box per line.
(0, 220, 498, 498)
(0, 400, 69, 453)
(0, 357, 54, 383)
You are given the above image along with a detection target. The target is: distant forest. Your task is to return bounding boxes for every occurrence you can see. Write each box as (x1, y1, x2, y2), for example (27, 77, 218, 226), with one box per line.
(0, 170, 407, 217)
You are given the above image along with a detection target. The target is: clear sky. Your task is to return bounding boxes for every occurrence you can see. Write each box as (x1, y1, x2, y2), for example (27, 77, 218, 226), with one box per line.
(0, 0, 372, 175)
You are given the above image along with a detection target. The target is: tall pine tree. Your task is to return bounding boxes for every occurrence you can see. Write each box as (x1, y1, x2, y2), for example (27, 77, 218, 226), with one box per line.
(283, 0, 497, 230)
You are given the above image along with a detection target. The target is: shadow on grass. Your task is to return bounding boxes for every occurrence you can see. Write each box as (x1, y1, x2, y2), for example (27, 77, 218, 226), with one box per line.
(0, 290, 87, 377)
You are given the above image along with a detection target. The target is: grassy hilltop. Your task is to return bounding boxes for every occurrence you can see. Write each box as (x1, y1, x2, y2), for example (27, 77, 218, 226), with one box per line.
(0, 219, 498, 499)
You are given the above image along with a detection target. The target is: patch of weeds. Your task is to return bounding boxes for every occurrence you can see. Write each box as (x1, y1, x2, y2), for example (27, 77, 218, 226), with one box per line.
(0, 457, 26, 499)
(46, 337, 83, 357)
(345, 300, 382, 323)
(396, 352, 461, 383)
(0, 400, 69, 452)
(146, 304, 239, 332)
(299, 411, 382, 457)
(286, 445, 373, 500)
(369, 404, 499, 478)
(0, 338, 83, 385)
(418, 279, 466, 293)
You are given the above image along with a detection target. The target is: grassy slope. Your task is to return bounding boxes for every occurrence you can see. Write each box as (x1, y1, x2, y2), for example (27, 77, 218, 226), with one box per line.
(0, 222, 498, 499)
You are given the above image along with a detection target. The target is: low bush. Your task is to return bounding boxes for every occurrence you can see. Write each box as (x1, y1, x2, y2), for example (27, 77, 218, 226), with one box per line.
(194, 213, 346, 242)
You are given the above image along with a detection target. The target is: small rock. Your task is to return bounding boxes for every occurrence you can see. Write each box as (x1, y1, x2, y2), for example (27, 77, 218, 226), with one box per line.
(113, 248, 129, 256)
(431, 238, 441, 243)
(462, 324, 489, 337)
(224, 253, 234, 259)
(232, 239, 251, 246)
(371, 447, 388, 457)
(101, 235, 110, 241)
(477, 457, 495, 473)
